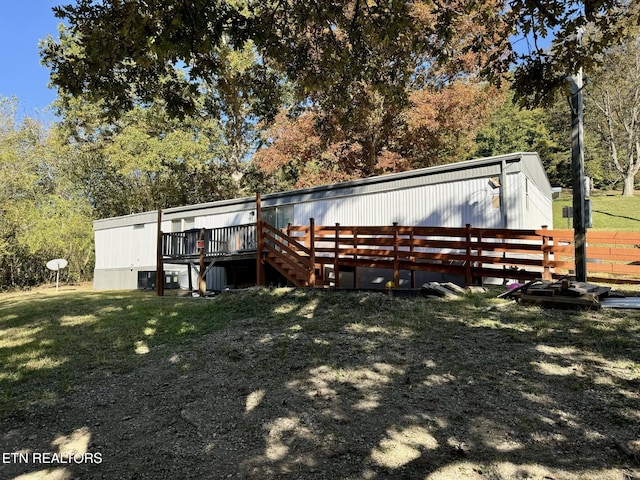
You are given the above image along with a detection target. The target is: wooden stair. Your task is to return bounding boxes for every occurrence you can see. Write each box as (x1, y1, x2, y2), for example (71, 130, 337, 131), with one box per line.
(265, 250, 310, 286)
(261, 222, 328, 287)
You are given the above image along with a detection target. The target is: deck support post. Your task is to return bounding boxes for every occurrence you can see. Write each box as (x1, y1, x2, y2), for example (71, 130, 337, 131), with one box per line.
(198, 228, 206, 296)
(353, 226, 359, 289)
(156, 209, 164, 297)
(465, 224, 473, 286)
(256, 193, 265, 285)
(541, 225, 552, 281)
(409, 229, 416, 288)
(333, 223, 340, 288)
(477, 228, 485, 286)
(393, 222, 400, 288)
(309, 218, 316, 286)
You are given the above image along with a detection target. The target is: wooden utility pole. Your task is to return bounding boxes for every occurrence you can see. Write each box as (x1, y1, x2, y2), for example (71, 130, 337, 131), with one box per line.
(570, 58, 588, 282)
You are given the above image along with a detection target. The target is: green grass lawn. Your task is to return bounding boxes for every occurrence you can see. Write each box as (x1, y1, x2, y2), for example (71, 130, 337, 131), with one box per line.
(1, 284, 638, 420)
(0, 286, 263, 417)
(553, 190, 640, 231)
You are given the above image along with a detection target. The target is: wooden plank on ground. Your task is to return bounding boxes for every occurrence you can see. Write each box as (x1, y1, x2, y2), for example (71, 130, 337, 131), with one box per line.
(526, 286, 556, 296)
(442, 282, 466, 294)
(421, 282, 459, 298)
(520, 293, 601, 309)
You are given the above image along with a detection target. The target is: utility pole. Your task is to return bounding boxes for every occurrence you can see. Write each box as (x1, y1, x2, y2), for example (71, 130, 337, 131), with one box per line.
(569, 62, 588, 282)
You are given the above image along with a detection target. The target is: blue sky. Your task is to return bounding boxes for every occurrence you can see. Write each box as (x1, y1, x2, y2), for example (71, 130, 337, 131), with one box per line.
(0, 1, 62, 118)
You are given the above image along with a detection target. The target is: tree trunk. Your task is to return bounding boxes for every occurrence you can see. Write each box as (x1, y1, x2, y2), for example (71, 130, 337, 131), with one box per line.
(622, 173, 636, 196)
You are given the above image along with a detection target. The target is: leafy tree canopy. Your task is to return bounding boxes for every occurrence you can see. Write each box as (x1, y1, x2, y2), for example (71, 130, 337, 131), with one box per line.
(42, 0, 638, 117)
(0, 97, 94, 288)
(586, 33, 640, 195)
(55, 95, 243, 217)
(511, 0, 640, 106)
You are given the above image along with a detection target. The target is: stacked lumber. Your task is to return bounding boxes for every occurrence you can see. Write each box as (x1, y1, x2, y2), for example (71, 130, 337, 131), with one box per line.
(505, 278, 611, 309)
(421, 282, 467, 298)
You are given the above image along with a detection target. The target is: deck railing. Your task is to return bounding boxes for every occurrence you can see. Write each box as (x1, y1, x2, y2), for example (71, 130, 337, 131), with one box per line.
(282, 222, 640, 286)
(162, 223, 257, 258)
(162, 220, 640, 286)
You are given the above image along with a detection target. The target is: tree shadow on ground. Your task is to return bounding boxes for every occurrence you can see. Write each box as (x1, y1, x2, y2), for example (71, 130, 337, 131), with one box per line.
(593, 209, 640, 224)
(1, 288, 639, 479)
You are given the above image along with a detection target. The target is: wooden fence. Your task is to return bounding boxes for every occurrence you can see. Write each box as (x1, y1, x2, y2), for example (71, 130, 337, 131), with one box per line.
(276, 222, 640, 287)
(542, 229, 640, 281)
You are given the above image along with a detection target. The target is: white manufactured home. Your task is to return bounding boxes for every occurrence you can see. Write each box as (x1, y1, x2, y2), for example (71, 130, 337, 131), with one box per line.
(93, 152, 553, 291)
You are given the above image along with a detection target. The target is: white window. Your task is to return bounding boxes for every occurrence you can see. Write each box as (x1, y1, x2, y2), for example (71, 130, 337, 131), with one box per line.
(171, 217, 196, 232)
(262, 205, 294, 229)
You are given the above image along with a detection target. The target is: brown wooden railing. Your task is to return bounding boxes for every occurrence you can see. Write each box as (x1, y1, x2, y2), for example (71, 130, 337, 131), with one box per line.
(278, 222, 640, 286)
(163, 220, 640, 287)
(542, 229, 640, 281)
(261, 221, 316, 286)
(162, 224, 257, 258)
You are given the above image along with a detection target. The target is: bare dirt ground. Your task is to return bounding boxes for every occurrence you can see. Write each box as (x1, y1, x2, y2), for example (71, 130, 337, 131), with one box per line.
(1, 288, 639, 479)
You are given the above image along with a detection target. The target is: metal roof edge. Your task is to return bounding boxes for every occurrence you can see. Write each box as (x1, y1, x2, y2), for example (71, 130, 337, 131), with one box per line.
(260, 152, 530, 200)
(93, 211, 159, 230)
(258, 152, 536, 205)
(163, 195, 256, 216)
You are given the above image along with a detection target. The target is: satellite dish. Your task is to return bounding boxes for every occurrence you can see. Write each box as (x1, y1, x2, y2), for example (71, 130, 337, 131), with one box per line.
(46, 258, 68, 271)
(46, 258, 68, 291)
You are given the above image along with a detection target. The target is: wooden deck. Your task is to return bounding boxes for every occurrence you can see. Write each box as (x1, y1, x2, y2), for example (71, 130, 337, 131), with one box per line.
(162, 224, 257, 263)
(158, 219, 640, 294)
(260, 222, 640, 288)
